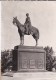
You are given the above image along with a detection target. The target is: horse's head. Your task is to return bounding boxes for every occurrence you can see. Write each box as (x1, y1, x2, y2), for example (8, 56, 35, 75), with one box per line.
(13, 17, 17, 25)
(13, 16, 22, 27)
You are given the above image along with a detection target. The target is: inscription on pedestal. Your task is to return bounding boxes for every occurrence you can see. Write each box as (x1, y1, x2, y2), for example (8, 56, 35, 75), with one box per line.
(19, 51, 45, 71)
(37, 60, 43, 69)
(30, 60, 36, 69)
(22, 59, 27, 69)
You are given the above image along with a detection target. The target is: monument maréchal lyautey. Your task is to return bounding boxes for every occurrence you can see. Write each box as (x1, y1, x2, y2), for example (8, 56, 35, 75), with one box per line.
(12, 13, 46, 72)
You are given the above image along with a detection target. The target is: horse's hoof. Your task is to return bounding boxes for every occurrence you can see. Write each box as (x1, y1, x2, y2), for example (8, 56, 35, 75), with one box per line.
(35, 45, 37, 47)
(20, 44, 24, 46)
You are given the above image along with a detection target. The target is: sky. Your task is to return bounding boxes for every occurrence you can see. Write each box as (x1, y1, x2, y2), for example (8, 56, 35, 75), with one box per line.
(1, 1, 56, 53)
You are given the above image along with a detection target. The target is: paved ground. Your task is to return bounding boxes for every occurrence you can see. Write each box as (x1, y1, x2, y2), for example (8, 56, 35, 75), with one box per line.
(1, 72, 56, 80)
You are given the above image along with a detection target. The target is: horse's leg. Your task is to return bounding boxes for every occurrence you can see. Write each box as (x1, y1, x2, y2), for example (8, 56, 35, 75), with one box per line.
(23, 36, 24, 45)
(20, 36, 22, 45)
(21, 35, 24, 45)
(36, 39, 38, 46)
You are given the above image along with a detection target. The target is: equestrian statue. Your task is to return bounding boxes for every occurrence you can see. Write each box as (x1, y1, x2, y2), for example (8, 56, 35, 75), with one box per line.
(13, 13, 39, 46)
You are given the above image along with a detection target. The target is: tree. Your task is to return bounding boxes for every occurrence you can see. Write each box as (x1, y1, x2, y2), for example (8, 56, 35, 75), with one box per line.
(44, 46, 53, 71)
(1, 50, 13, 73)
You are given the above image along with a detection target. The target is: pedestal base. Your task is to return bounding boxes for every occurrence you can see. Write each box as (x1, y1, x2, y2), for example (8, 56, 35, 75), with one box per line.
(12, 46, 46, 72)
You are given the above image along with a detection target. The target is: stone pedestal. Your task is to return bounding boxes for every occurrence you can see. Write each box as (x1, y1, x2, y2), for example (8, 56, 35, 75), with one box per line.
(12, 46, 46, 72)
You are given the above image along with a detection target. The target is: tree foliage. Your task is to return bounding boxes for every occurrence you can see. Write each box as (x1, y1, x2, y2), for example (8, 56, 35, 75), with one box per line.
(1, 50, 13, 73)
(44, 46, 53, 71)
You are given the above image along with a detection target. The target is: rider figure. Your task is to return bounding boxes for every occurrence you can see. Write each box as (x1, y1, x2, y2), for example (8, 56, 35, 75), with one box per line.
(24, 13, 31, 34)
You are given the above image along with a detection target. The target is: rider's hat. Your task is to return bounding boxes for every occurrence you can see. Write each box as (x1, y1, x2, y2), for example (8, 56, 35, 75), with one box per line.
(26, 13, 29, 16)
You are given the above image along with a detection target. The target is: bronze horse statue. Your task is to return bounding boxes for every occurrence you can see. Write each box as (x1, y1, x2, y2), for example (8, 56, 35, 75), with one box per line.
(13, 17, 39, 46)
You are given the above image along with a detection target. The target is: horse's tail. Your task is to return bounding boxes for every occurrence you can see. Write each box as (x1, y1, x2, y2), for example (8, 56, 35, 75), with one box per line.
(35, 28, 39, 39)
(31, 26, 39, 39)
